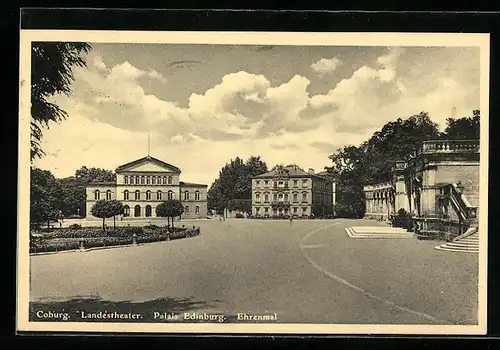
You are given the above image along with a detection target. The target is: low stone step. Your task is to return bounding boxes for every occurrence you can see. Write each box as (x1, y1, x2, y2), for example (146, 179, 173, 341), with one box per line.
(445, 242, 479, 248)
(458, 238, 479, 243)
(349, 235, 414, 239)
(435, 245, 479, 253)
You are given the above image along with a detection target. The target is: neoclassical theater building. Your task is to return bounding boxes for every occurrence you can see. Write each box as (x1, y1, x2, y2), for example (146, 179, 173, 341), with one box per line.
(251, 164, 336, 217)
(85, 156, 208, 220)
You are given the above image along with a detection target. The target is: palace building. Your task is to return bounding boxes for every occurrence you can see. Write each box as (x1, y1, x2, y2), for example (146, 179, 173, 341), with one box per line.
(85, 156, 208, 220)
(251, 164, 336, 218)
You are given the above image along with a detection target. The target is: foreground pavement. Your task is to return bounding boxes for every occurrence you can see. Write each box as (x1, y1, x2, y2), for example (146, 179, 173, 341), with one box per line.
(29, 219, 479, 325)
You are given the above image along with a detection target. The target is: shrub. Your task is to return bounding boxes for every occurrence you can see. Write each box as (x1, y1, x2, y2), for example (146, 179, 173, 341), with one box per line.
(67, 215, 84, 219)
(391, 208, 414, 231)
(30, 239, 80, 254)
(144, 224, 160, 230)
(235, 213, 245, 219)
(169, 230, 187, 240)
(68, 224, 82, 230)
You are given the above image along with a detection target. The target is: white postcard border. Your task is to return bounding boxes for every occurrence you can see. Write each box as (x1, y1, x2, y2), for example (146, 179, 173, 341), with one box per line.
(17, 30, 490, 335)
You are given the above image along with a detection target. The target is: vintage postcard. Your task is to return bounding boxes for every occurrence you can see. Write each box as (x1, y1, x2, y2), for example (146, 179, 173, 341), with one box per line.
(17, 30, 489, 335)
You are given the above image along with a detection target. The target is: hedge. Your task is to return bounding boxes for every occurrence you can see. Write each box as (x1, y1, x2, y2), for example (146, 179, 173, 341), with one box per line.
(30, 227, 201, 254)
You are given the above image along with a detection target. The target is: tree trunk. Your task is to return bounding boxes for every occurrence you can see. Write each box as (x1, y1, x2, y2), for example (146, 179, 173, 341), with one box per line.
(171, 216, 175, 229)
(102, 218, 105, 232)
(113, 215, 116, 229)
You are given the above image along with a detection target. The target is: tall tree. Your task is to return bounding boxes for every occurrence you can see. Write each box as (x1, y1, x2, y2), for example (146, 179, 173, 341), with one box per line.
(31, 42, 92, 160)
(74, 166, 116, 183)
(55, 166, 116, 218)
(326, 112, 440, 218)
(208, 156, 268, 214)
(443, 110, 480, 140)
(30, 168, 63, 228)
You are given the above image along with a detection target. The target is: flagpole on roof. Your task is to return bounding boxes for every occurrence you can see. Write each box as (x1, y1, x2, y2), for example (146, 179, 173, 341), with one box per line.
(148, 130, 151, 157)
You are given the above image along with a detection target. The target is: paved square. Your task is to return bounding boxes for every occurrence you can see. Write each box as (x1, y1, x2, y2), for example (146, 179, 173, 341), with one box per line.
(30, 219, 478, 325)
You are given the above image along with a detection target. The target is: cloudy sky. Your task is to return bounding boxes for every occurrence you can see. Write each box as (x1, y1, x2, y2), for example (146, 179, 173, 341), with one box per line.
(33, 43, 480, 185)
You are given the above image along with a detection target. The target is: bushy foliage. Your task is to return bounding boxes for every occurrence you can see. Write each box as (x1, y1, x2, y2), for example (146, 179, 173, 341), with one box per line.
(31, 42, 92, 160)
(391, 208, 414, 230)
(326, 111, 480, 218)
(208, 156, 268, 214)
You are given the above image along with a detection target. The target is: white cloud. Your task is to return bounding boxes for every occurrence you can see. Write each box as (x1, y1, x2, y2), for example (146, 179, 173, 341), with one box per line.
(310, 57, 342, 77)
(34, 47, 480, 186)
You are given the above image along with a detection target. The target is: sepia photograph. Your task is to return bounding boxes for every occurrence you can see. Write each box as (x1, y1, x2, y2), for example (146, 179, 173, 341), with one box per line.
(17, 30, 489, 335)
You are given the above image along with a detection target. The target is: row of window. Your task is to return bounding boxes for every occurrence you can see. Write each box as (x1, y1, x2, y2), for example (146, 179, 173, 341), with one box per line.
(255, 207, 308, 214)
(94, 190, 202, 201)
(255, 179, 309, 188)
(123, 204, 200, 217)
(254, 192, 308, 203)
(124, 175, 174, 185)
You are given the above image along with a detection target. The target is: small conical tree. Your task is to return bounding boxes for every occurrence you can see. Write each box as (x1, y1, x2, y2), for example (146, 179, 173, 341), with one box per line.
(156, 199, 184, 231)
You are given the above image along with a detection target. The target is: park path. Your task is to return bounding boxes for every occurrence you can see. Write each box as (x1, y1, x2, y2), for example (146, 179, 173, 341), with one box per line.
(29, 219, 479, 325)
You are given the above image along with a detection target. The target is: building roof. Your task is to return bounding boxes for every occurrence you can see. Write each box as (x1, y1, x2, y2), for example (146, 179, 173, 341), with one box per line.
(180, 181, 208, 188)
(115, 156, 181, 173)
(87, 182, 116, 186)
(253, 164, 333, 181)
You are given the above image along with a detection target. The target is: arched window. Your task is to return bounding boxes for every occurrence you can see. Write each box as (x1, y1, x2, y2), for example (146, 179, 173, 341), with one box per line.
(152, 176, 156, 185)
(293, 192, 298, 202)
(264, 193, 270, 202)
(145, 205, 152, 217)
(123, 205, 130, 217)
(157, 191, 162, 200)
(124, 190, 129, 200)
(141, 176, 145, 184)
(195, 205, 200, 214)
(195, 191, 200, 200)
(278, 192, 284, 201)
(94, 190, 100, 200)
(157, 176, 161, 184)
(134, 205, 141, 217)
(255, 192, 261, 202)
(130, 176, 135, 185)
(284, 193, 289, 202)
(184, 205, 190, 214)
(168, 176, 173, 184)
(146, 190, 151, 200)
(146, 176, 151, 185)
(184, 191, 190, 201)
(302, 192, 308, 202)
(135, 190, 140, 200)
(168, 190, 173, 200)
(106, 190, 112, 201)
(163, 176, 167, 185)
(124, 176, 129, 184)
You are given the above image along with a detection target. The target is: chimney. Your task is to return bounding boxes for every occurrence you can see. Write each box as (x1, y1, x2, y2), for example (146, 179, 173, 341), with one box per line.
(308, 168, 315, 175)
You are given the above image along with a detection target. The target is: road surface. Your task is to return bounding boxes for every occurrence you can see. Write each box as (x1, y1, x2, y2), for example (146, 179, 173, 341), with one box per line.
(29, 219, 479, 325)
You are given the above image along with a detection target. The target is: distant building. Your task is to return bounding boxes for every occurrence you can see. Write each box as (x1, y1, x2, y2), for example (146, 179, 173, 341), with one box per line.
(251, 164, 336, 218)
(85, 156, 208, 220)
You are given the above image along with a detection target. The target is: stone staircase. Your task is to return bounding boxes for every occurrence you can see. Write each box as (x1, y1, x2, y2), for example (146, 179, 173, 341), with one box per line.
(434, 230, 479, 253)
(345, 226, 414, 239)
